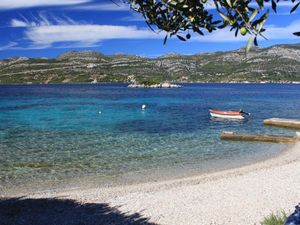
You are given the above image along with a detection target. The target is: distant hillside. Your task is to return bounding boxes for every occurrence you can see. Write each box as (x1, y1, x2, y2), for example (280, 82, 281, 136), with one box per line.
(1, 44, 300, 84)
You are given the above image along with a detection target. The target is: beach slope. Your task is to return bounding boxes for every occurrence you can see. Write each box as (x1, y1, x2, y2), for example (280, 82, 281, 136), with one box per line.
(6, 142, 300, 225)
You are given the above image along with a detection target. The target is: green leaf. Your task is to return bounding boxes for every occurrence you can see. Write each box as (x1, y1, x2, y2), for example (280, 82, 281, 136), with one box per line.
(254, 37, 258, 46)
(235, 27, 239, 37)
(194, 27, 204, 35)
(256, 0, 263, 8)
(163, 34, 168, 45)
(176, 35, 186, 41)
(233, 0, 238, 7)
(290, 2, 300, 14)
(246, 36, 254, 54)
(226, 0, 232, 7)
(249, 9, 258, 22)
(271, 0, 277, 13)
(257, 19, 266, 33)
(293, 31, 300, 36)
(218, 12, 230, 22)
(212, 20, 222, 25)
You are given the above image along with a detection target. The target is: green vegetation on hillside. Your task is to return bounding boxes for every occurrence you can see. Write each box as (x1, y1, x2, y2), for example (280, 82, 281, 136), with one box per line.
(0, 44, 300, 84)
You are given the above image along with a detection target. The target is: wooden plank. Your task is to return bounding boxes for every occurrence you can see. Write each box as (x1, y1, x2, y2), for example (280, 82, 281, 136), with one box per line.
(221, 131, 298, 143)
(264, 118, 300, 129)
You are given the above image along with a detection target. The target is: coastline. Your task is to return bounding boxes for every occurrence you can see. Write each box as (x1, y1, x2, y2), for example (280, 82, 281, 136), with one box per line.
(1, 81, 300, 86)
(1, 83, 300, 224)
(5, 142, 300, 225)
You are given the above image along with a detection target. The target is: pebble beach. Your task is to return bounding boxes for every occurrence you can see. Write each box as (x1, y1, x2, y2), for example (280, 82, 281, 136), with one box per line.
(4, 142, 298, 225)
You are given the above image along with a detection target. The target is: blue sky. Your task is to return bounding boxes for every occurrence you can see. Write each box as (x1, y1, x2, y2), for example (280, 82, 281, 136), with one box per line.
(0, 0, 299, 59)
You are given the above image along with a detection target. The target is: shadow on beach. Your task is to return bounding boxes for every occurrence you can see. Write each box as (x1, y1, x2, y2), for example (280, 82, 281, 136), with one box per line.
(0, 197, 157, 225)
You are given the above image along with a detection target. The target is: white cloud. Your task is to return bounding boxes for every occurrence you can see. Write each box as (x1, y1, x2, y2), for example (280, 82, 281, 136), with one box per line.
(0, 0, 91, 10)
(0, 42, 18, 50)
(10, 13, 78, 27)
(4, 13, 300, 51)
(121, 13, 146, 22)
(71, 2, 129, 11)
(10, 19, 29, 27)
(25, 25, 162, 48)
(7, 14, 162, 49)
(23, 20, 300, 49)
(264, 20, 300, 40)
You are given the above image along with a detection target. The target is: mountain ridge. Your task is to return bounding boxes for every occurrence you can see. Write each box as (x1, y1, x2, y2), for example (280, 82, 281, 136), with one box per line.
(1, 43, 300, 84)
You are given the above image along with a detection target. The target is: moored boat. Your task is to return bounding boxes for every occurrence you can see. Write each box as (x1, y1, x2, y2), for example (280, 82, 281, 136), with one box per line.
(209, 109, 249, 119)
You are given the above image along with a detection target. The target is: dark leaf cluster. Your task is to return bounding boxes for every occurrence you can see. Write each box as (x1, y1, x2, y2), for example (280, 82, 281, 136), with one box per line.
(124, 0, 300, 52)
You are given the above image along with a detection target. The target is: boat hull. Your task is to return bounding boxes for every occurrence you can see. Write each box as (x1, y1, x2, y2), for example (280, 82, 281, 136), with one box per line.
(209, 109, 246, 119)
(210, 112, 245, 119)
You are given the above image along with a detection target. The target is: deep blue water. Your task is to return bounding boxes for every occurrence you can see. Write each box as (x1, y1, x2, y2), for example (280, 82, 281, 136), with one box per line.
(0, 83, 300, 192)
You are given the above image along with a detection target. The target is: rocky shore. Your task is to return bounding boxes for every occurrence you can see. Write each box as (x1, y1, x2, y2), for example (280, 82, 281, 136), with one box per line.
(127, 82, 182, 88)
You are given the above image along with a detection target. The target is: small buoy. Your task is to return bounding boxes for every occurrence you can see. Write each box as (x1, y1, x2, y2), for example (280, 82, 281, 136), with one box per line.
(98, 111, 102, 114)
(141, 104, 146, 110)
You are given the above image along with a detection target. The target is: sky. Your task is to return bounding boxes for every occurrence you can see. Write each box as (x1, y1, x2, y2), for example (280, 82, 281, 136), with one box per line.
(0, 0, 299, 59)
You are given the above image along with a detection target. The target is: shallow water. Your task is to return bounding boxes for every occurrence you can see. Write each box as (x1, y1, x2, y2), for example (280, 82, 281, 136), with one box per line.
(0, 83, 299, 193)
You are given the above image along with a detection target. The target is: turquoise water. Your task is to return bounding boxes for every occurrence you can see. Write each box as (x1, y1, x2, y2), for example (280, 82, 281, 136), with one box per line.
(0, 83, 300, 192)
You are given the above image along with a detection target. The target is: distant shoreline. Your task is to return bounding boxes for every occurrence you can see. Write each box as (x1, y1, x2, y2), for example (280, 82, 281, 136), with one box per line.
(0, 81, 300, 86)
(1, 43, 300, 85)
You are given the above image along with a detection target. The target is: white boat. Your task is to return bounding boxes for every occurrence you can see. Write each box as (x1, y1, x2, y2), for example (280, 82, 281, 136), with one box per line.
(209, 109, 249, 119)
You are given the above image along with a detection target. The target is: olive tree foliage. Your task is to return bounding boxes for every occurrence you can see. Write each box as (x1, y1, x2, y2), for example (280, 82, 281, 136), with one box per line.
(121, 0, 300, 52)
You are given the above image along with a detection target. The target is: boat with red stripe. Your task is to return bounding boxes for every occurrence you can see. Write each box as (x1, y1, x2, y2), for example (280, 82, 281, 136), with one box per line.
(209, 109, 250, 119)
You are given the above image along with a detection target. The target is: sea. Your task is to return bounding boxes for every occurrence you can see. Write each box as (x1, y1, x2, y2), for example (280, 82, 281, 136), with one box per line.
(0, 83, 299, 193)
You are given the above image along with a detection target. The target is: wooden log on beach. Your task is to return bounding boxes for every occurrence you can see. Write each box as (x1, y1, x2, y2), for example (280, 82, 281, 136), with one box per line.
(221, 131, 298, 143)
(264, 118, 300, 129)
